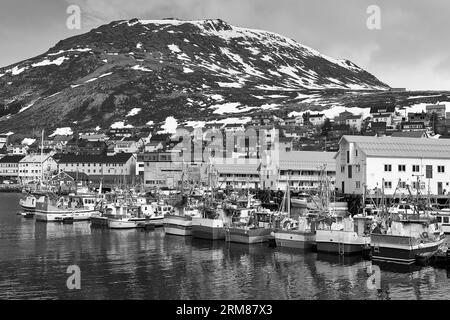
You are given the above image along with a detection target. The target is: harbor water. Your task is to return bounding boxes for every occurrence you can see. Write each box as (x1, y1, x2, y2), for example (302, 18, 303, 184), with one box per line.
(1, 193, 450, 300)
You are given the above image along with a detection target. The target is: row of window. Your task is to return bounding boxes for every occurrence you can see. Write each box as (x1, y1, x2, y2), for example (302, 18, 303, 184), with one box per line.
(63, 163, 124, 167)
(384, 164, 445, 173)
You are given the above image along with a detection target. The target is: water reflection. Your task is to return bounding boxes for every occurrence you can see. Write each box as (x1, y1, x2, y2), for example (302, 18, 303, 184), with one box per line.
(1, 193, 450, 299)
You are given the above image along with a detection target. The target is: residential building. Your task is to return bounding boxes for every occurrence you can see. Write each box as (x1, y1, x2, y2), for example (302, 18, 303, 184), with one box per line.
(345, 115, 363, 132)
(260, 150, 336, 191)
(0, 134, 9, 149)
(141, 152, 203, 189)
(308, 114, 326, 126)
(372, 113, 393, 126)
(335, 135, 450, 196)
(391, 131, 429, 138)
(213, 160, 260, 189)
(401, 122, 425, 131)
(336, 110, 355, 125)
(0, 155, 25, 182)
(114, 136, 145, 154)
(144, 141, 164, 153)
(19, 155, 58, 183)
(56, 153, 136, 185)
(426, 104, 446, 119)
(370, 106, 396, 117)
(408, 112, 430, 126)
(64, 139, 107, 155)
(108, 128, 133, 138)
(8, 144, 29, 155)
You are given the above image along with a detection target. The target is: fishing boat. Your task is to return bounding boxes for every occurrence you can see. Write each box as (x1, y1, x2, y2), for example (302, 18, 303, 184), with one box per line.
(106, 203, 140, 229)
(315, 215, 373, 255)
(290, 191, 310, 209)
(371, 218, 445, 265)
(225, 207, 273, 244)
(275, 214, 317, 250)
(192, 205, 226, 240)
(430, 209, 450, 234)
(191, 163, 226, 240)
(19, 195, 38, 213)
(164, 205, 201, 236)
(35, 194, 100, 222)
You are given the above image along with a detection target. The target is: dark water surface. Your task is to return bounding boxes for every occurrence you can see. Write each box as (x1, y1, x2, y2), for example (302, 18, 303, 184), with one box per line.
(1, 193, 450, 300)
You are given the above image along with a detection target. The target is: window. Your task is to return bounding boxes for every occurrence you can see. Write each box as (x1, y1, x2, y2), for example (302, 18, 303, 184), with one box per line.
(346, 151, 350, 164)
(438, 166, 445, 173)
(356, 165, 361, 172)
(341, 165, 345, 173)
(384, 164, 392, 172)
(348, 165, 352, 179)
(444, 217, 449, 224)
(384, 181, 392, 189)
(412, 165, 420, 172)
(437, 216, 442, 223)
(398, 165, 406, 172)
(426, 165, 433, 179)
(356, 181, 360, 189)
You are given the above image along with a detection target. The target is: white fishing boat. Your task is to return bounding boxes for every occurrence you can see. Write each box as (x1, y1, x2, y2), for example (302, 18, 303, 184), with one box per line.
(35, 194, 100, 222)
(429, 209, 450, 234)
(274, 214, 317, 250)
(106, 204, 140, 229)
(315, 215, 373, 255)
(164, 206, 201, 236)
(225, 207, 273, 244)
(19, 194, 46, 217)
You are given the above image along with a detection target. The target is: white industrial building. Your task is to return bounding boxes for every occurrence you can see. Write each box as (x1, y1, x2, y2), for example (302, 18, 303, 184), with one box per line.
(335, 135, 450, 196)
(261, 151, 336, 191)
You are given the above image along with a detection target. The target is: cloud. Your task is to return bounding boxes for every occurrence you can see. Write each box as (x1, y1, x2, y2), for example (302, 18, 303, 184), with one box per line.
(0, 0, 449, 90)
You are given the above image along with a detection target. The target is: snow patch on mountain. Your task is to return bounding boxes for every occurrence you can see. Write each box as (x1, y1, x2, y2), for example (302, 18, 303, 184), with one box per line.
(32, 56, 69, 67)
(131, 65, 152, 72)
(111, 121, 134, 129)
(49, 127, 73, 137)
(168, 44, 181, 53)
(126, 108, 142, 117)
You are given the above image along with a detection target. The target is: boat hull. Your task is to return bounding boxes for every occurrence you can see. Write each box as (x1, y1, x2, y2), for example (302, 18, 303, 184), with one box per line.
(91, 216, 108, 227)
(274, 230, 316, 250)
(164, 215, 193, 236)
(35, 209, 98, 222)
(192, 218, 225, 240)
(371, 233, 445, 265)
(315, 230, 370, 255)
(226, 227, 272, 244)
(108, 219, 138, 229)
(20, 204, 35, 213)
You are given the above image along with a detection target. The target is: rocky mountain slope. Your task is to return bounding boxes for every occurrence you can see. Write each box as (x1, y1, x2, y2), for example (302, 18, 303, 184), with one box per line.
(0, 18, 446, 135)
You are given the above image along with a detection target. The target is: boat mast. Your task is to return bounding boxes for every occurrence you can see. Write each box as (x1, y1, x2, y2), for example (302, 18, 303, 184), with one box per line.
(287, 170, 291, 218)
(40, 129, 44, 187)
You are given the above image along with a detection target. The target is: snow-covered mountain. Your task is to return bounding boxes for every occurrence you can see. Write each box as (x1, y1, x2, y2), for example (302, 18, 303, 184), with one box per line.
(0, 18, 402, 133)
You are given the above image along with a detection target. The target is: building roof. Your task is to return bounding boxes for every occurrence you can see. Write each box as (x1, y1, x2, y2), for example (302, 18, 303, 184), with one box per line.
(0, 155, 25, 163)
(340, 135, 450, 159)
(346, 115, 363, 120)
(370, 122, 387, 129)
(279, 151, 336, 171)
(20, 154, 52, 163)
(391, 131, 428, 138)
(370, 106, 396, 114)
(213, 162, 259, 175)
(57, 153, 134, 164)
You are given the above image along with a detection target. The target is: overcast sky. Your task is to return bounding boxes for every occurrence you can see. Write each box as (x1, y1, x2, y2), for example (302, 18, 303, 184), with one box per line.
(1, 0, 449, 90)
